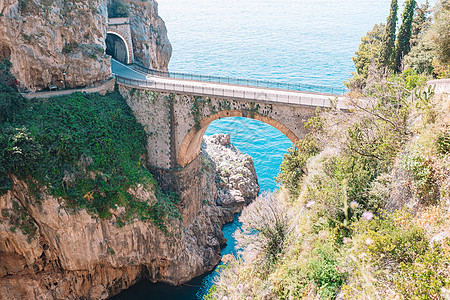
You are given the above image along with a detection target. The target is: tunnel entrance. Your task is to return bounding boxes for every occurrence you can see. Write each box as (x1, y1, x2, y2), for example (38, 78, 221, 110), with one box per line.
(105, 33, 128, 64)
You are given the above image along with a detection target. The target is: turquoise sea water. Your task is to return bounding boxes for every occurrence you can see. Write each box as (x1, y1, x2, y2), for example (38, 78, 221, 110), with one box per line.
(113, 0, 431, 298)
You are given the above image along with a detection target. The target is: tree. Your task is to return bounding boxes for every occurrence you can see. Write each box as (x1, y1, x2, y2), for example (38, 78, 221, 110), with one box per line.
(429, 0, 450, 65)
(395, 0, 417, 72)
(410, 0, 432, 48)
(380, 0, 398, 71)
(347, 24, 385, 90)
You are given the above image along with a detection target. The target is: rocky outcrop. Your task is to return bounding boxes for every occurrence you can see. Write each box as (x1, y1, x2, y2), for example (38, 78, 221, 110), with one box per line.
(0, 0, 111, 91)
(0, 0, 171, 91)
(0, 136, 258, 299)
(203, 133, 259, 209)
(127, 0, 172, 70)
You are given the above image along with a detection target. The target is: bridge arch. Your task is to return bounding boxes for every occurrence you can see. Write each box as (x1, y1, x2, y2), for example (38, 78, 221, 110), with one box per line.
(106, 30, 132, 64)
(177, 110, 300, 167)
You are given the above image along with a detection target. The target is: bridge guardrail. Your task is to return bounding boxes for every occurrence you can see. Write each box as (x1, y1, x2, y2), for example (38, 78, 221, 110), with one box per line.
(131, 64, 348, 96)
(115, 75, 347, 110)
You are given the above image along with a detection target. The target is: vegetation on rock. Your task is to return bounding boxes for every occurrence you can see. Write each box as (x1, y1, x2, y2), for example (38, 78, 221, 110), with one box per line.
(0, 59, 180, 230)
(206, 1, 450, 299)
(348, 0, 449, 90)
(108, 0, 129, 18)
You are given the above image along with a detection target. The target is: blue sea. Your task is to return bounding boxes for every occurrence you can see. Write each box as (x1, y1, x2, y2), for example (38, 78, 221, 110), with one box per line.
(113, 0, 431, 298)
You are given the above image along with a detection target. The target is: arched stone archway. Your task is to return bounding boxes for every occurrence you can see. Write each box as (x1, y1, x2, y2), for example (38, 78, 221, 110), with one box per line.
(118, 87, 317, 170)
(106, 31, 131, 64)
(177, 110, 300, 167)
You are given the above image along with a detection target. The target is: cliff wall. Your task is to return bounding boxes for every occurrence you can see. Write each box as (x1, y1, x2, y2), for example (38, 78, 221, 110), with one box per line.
(127, 0, 172, 70)
(0, 0, 171, 92)
(0, 136, 258, 299)
(0, 0, 111, 92)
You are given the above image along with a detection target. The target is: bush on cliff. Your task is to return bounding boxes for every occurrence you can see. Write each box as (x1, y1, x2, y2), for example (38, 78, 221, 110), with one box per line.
(206, 59, 450, 299)
(0, 83, 179, 229)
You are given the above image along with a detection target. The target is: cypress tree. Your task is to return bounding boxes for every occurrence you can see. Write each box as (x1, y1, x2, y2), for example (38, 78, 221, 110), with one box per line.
(395, 0, 417, 72)
(379, 0, 398, 71)
(410, 0, 431, 48)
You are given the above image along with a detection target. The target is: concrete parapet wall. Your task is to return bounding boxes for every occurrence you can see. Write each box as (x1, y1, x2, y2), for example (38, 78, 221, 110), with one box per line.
(428, 79, 450, 95)
(21, 78, 116, 99)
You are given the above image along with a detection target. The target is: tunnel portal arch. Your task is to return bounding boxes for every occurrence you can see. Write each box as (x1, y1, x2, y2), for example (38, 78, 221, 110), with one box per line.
(106, 31, 132, 64)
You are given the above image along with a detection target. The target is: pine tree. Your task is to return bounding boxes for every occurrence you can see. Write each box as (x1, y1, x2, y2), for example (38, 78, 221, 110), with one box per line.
(379, 0, 398, 71)
(395, 0, 417, 72)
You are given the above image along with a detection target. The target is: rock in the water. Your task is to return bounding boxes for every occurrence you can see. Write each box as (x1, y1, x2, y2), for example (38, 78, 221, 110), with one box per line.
(202, 133, 260, 210)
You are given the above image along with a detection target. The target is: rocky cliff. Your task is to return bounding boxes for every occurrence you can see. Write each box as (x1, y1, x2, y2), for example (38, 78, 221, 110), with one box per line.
(0, 0, 171, 91)
(0, 135, 258, 299)
(0, 0, 111, 92)
(126, 0, 172, 70)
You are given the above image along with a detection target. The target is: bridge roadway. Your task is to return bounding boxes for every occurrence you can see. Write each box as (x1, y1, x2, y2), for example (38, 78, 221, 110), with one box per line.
(111, 59, 348, 110)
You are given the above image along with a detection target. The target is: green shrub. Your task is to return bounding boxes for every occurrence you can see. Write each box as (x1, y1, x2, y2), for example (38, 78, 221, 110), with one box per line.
(18, 0, 40, 16)
(402, 151, 438, 202)
(7, 201, 38, 242)
(235, 192, 289, 266)
(308, 244, 347, 299)
(108, 0, 129, 18)
(437, 130, 450, 155)
(0, 89, 180, 228)
(394, 246, 450, 299)
(353, 212, 429, 264)
(276, 135, 319, 197)
(62, 42, 79, 54)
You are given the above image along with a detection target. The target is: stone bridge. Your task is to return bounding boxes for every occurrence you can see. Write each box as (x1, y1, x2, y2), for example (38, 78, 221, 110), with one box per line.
(107, 18, 134, 64)
(112, 60, 348, 170)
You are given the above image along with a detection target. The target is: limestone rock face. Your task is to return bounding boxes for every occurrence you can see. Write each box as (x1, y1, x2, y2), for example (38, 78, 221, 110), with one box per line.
(0, 0, 172, 91)
(0, 0, 111, 92)
(203, 133, 260, 209)
(127, 0, 172, 70)
(0, 139, 258, 299)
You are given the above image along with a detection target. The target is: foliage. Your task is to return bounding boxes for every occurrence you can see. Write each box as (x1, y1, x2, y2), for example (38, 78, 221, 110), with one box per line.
(5, 201, 39, 242)
(379, 0, 398, 70)
(62, 42, 79, 54)
(307, 244, 348, 299)
(402, 150, 438, 202)
(404, 0, 450, 77)
(395, 0, 417, 72)
(18, 0, 40, 16)
(276, 134, 320, 197)
(108, 0, 129, 18)
(436, 130, 450, 155)
(429, 1, 450, 66)
(394, 245, 450, 299)
(235, 192, 289, 266)
(347, 24, 385, 90)
(353, 211, 429, 264)
(0, 59, 24, 123)
(0, 88, 180, 228)
(404, 37, 435, 74)
(410, 0, 432, 47)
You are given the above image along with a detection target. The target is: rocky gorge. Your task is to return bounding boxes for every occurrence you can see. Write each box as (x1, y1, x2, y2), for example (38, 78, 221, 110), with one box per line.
(0, 0, 259, 298)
